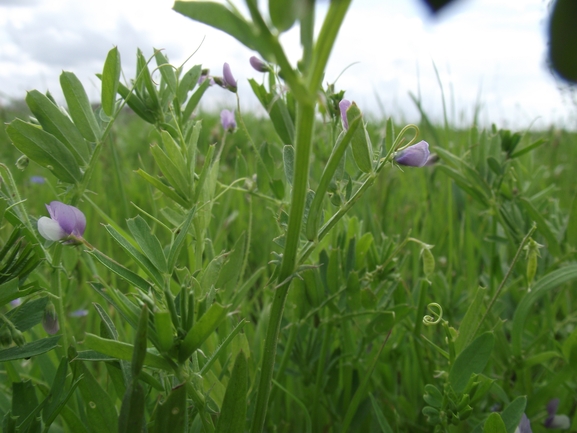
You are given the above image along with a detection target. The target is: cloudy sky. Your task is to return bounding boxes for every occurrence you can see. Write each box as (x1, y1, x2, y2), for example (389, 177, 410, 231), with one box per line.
(1, 0, 574, 129)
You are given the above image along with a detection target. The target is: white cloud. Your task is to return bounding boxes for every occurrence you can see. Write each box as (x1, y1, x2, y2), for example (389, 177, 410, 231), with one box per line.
(0, 0, 574, 129)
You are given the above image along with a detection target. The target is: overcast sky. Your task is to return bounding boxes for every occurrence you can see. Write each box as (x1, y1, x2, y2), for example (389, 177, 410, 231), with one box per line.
(1, 0, 574, 129)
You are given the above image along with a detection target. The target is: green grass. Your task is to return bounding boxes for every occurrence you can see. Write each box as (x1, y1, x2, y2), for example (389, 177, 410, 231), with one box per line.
(1, 97, 576, 432)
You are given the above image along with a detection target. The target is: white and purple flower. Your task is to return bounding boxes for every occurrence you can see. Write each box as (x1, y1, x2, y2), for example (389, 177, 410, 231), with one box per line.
(544, 399, 570, 430)
(37, 201, 86, 242)
(515, 414, 532, 433)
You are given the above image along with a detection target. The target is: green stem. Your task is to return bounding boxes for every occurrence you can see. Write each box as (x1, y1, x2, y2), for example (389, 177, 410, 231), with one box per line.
(50, 244, 69, 355)
(250, 102, 315, 433)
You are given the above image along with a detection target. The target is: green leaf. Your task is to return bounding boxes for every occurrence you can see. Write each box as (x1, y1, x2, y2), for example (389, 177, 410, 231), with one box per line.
(216, 233, 246, 295)
(88, 249, 152, 293)
(6, 296, 50, 332)
(449, 332, 495, 393)
(182, 76, 210, 120)
(131, 305, 149, 379)
(136, 49, 161, 116)
(167, 207, 196, 271)
(60, 71, 101, 142)
(500, 396, 526, 433)
(269, 0, 297, 32)
(549, 0, 577, 83)
(154, 49, 177, 97)
(454, 286, 487, 354)
(346, 103, 373, 173)
(173, 2, 270, 56)
(135, 168, 190, 207)
(511, 264, 577, 356)
(6, 119, 82, 184)
(484, 412, 507, 433)
(179, 302, 228, 362)
(150, 143, 190, 199)
(369, 393, 394, 433)
(82, 333, 173, 371)
(12, 380, 42, 433)
(151, 384, 187, 433)
(283, 145, 295, 185)
(115, 80, 156, 124)
(215, 351, 248, 433)
(118, 382, 145, 433)
(177, 64, 202, 104)
(71, 357, 119, 433)
(102, 47, 122, 117)
(0, 336, 60, 362)
(25, 90, 90, 164)
(248, 79, 294, 144)
(127, 216, 168, 274)
(519, 197, 562, 257)
(104, 223, 164, 286)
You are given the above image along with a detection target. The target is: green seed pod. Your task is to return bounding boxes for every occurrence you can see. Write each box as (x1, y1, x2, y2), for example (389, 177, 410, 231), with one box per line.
(524, 238, 543, 287)
(422, 246, 435, 279)
(155, 310, 174, 353)
(345, 103, 373, 173)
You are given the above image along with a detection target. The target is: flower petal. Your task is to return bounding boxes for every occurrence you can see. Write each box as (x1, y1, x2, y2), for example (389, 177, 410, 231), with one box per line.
(38, 216, 66, 241)
(339, 99, 351, 130)
(223, 62, 237, 91)
(70, 206, 86, 236)
(394, 141, 430, 167)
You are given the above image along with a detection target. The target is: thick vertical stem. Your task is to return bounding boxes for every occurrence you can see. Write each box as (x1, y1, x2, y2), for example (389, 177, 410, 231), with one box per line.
(250, 102, 315, 433)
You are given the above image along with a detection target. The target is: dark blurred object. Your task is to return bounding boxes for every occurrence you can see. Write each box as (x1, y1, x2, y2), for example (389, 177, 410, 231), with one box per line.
(419, 0, 458, 14)
(549, 0, 577, 83)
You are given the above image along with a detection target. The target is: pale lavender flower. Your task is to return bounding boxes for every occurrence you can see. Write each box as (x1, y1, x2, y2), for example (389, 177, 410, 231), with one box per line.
(394, 141, 430, 167)
(30, 176, 45, 184)
(220, 109, 236, 132)
(339, 99, 351, 130)
(42, 303, 59, 335)
(515, 414, 532, 433)
(250, 56, 268, 73)
(222, 62, 237, 92)
(198, 75, 214, 86)
(545, 399, 570, 429)
(37, 201, 86, 242)
(10, 298, 22, 308)
(69, 309, 89, 317)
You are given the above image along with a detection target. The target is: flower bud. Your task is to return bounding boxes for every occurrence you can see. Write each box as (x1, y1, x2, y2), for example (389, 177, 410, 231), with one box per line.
(220, 109, 236, 132)
(339, 99, 351, 130)
(249, 56, 269, 73)
(222, 62, 237, 92)
(16, 155, 29, 170)
(394, 141, 430, 167)
(42, 302, 59, 335)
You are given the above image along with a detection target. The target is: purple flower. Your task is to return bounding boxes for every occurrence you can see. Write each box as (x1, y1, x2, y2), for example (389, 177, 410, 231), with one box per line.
(42, 303, 59, 335)
(37, 201, 86, 242)
(545, 399, 570, 429)
(222, 62, 237, 92)
(220, 109, 236, 132)
(30, 176, 45, 184)
(394, 141, 430, 167)
(515, 414, 532, 433)
(339, 99, 351, 130)
(250, 56, 268, 73)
